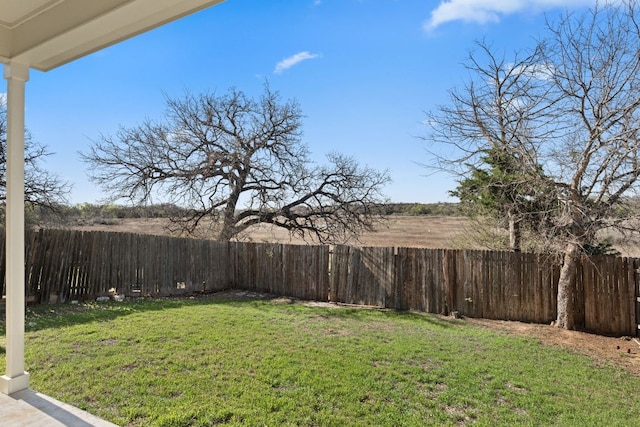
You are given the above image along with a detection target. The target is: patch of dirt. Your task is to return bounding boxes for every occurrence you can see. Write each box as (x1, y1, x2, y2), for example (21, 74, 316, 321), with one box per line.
(465, 317, 640, 377)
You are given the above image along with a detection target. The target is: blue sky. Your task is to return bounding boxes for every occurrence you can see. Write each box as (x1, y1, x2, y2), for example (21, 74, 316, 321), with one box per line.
(4, 0, 598, 205)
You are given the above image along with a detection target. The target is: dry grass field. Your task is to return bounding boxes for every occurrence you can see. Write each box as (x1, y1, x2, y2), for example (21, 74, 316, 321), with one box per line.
(239, 215, 470, 248)
(59, 215, 469, 248)
(57, 214, 640, 256)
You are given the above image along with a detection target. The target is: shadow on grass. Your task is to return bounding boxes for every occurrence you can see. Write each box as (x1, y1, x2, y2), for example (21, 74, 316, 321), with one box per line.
(8, 291, 461, 333)
(248, 297, 458, 329)
(21, 294, 243, 332)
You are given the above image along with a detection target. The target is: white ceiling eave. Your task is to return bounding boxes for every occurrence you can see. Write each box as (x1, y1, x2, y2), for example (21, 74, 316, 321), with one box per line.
(1, 0, 224, 71)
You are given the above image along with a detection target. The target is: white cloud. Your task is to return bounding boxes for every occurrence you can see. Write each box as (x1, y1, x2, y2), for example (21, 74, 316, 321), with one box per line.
(274, 51, 320, 74)
(0, 93, 5, 106)
(424, 0, 598, 31)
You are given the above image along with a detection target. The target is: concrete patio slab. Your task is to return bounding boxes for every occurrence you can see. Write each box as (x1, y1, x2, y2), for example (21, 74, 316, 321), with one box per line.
(0, 389, 118, 426)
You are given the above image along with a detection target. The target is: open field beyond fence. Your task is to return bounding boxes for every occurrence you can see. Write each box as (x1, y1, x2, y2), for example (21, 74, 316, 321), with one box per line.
(3, 228, 638, 337)
(59, 214, 640, 257)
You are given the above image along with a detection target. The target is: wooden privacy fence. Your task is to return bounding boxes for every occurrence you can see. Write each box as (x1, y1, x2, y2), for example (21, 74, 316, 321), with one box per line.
(1, 229, 638, 337)
(331, 246, 639, 337)
(15, 230, 331, 303)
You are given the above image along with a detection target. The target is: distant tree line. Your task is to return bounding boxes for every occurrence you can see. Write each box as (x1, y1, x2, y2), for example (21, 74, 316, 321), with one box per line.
(28, 201, 462, 228)
(30, 202, 188, 225)
(383, 202, 461, 216)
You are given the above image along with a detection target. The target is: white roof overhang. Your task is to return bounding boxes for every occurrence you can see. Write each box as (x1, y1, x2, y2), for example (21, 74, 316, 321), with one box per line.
(0, 0, 224, 71)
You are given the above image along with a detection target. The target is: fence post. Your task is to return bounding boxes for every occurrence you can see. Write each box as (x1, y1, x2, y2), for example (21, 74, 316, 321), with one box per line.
(443, 249, 457, 315)
(636, 259, 640, 337)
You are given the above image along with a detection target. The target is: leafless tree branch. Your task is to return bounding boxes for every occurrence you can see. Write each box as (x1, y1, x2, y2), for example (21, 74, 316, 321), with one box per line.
(81, 85, 390, 243)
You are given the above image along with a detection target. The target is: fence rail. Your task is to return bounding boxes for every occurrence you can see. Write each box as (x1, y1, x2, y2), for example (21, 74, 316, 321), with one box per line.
(2, 229, 638, 337)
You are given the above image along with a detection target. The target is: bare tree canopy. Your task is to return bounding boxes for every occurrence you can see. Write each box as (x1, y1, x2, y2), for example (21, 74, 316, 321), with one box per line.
(426, 40, 559, 253)
(0, 100, 69, 213)
(81, 85, 390, 243)
(423, 1, 640, 329)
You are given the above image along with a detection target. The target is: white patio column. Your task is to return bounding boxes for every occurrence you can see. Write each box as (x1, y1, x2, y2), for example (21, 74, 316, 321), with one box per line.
(0, 62, 30, 395)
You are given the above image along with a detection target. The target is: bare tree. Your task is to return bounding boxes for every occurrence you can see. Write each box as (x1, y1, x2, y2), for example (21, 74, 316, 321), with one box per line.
(424, 40, 558, 252)
(81, 85, 390, 243)
(424, 1, 640, 329)
(0, 99, 69, 216)
(541, 1, 640, 328)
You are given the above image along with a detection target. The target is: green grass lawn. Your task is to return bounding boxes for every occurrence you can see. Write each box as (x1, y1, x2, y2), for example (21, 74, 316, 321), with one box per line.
(1, 295, 639, 426)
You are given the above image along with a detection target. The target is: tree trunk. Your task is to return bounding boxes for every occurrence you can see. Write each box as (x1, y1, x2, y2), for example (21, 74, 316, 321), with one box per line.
(556, 241, 580, 329)
(507, 208, 521, 252)
(218, 206, 237, 241)
(218, 173, 245, 241)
